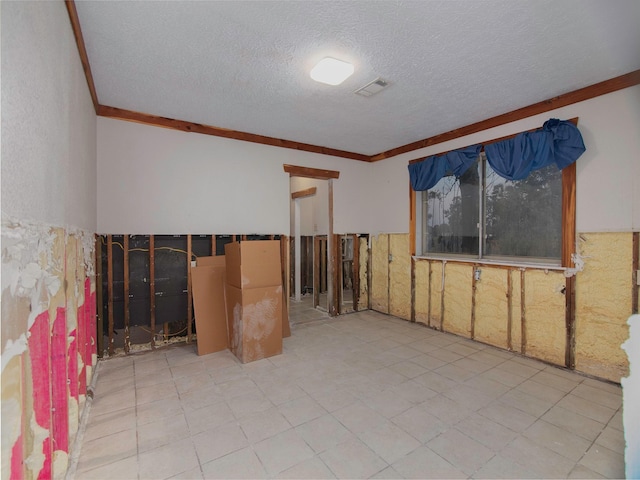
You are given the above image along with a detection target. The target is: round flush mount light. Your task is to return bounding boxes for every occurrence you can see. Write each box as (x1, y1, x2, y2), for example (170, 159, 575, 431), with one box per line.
(310, 57, 354, 85)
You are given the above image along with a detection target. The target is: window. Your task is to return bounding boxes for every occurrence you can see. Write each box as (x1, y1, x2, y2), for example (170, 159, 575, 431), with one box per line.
(419, 153, 563, 263)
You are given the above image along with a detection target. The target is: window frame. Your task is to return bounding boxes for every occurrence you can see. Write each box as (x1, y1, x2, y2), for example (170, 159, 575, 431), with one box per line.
(409, 119, 577, 270)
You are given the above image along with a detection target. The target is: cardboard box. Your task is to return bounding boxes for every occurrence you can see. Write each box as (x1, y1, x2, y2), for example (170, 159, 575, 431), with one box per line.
(225, 284, 283, 363)
(196, 255, 225, 268)
(224, 241, 282, 289)
(191, 256, 228, 355)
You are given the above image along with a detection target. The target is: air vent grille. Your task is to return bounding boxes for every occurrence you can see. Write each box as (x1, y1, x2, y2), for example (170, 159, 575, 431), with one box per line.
(354, 78, 389, 97)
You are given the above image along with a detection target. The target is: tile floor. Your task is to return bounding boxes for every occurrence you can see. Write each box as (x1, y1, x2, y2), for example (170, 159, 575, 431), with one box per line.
(71, 298, 625, 479)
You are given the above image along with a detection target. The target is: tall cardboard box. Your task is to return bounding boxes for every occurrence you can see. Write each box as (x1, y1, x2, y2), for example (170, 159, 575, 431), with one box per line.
(191, 256, 228, 355)
(224, 241, 284, 363)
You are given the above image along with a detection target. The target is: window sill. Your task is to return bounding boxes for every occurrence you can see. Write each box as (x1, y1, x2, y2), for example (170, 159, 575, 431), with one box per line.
(412, 255, 565, 272)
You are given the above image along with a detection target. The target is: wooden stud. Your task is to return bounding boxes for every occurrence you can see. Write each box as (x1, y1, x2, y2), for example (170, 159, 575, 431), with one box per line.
(283, 164, 341, 179)
(427, 261, 432, 328)
(187, 234, 193, 344)
(507, 269, 513, 351)
(440, 261, 445, 331)
(328, 179, 337, 316)
(562, 162, 577, 267)
(149, 235, 156, 349)
(291, 187, 317, 199)
(95, 235, 104, 356)
(123, 235, 130, 354)
(107, 235, 114, 356)
(409, 183, 416, 256)
(410, 256, 416, 322)
(352, 234, 360, 311)
(520, 269, 526, 355)
(314, 235, 320, 309)
(387, 235, 391, 315)
(211, 235, 216, 256)
(333, 234, 342, 315)
(470, 266, 476, 339)
(565, 275, 576, 369)
(632, 232, 639, 315)
(367, 238, 372, 310)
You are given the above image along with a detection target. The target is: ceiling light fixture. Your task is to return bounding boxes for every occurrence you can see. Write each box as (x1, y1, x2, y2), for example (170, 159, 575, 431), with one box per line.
(310, 57, 354, 86)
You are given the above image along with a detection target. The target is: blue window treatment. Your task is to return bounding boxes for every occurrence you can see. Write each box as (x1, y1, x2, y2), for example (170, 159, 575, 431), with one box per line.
(408, 144, 482, 191)
(484, 119, 585, 181)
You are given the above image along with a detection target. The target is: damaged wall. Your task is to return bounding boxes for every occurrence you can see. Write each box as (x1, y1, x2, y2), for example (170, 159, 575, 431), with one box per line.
(1, 2, 98, 478)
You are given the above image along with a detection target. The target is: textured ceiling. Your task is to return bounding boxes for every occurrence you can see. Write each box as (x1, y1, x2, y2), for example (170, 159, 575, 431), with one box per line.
(75, 0, 640, 157)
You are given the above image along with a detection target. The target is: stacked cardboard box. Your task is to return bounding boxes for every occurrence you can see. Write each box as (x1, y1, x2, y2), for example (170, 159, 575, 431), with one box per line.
(224, 241, 283, 363)
(191, 256, 228, 356)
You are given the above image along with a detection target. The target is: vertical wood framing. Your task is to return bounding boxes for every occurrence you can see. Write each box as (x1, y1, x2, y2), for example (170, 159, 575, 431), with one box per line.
(367, 239, 372, 310)
(187, 234, 193, 343)
(410, 256, 416, 322)
(427, 261, 432, 328)
(149, 235, 156, 348)
(409, 184, 416, 256)
(507, 269, 513, 351)
(211, 235, 216, 256)
(280, 235, 290, 314)
(387, 235, 391, 315)
(123, 235, 130, 353)
(333, 234, 342, 315)
(352, 234, 360, 311)
(633, 232, 639, 314)
(470, 266, 477, 339)
(562, 162, 577, 267)
(520, 269, 526, 354)
(439, 261, 446, 331)
(107, 235, 114, 356)
(95, 235, 104, 356)
(565, 275, 576, 369)
(328, 179, 337, 316)
(313, 236, 320, 309)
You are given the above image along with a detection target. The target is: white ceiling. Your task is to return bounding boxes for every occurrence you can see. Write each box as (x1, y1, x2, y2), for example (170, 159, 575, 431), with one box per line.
(75, 0, 640, 157)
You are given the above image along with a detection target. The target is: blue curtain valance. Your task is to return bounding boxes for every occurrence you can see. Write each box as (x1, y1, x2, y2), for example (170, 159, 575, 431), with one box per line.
(408, 144, 482, 191)
(484, 118, 586, 181)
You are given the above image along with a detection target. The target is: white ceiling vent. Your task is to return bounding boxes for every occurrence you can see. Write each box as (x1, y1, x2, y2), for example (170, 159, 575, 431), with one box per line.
(354, 78, 389, 97)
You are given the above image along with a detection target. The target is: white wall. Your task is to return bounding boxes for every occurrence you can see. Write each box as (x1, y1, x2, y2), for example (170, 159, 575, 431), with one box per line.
(97, 117, 372, 234)
(370, 85, 640, 235)
(290, 177, 329, 236)
(1, 1, 97, 231)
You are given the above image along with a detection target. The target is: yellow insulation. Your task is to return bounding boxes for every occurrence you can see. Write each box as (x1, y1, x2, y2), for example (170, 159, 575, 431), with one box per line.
(575, 232, 632, 382)
(414, 260, 429, 325)
(525, 269, 566, 366)
(474, 267, 509, 349)
(389, 234, 411, 320)
(429, 261, 443, 328)
(371, 234, 389, 313)
(443, 263, 472, 336)
(510, 271, 523, 353)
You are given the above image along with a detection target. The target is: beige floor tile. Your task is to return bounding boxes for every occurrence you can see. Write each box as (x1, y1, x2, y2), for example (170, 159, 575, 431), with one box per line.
(238, 407, 291, 444)
(184, 401, 235, 435)
(278, 456, 336, 479)
(514, 377, 568, 403)
(494, 359, 540, 379)
(136, 397, 183, 425)
(90, 388, 136, 416)
(571, 383, 622, 410)
(82, 406, 136, 443)
(360, 388, 414, 418)
(200, 447, 267, 479)
(454, 413, 518, 452)
(556, 393, 616, 424)
(227, 391, 273, 419)
(477, 401, 537, 432)
(370, 465, 404, 479)
(358, 420, 421, 464)
(253, 428, 315, 476)
(477, 367, 526, 388)
(498, 388, 556, 417)
(295, 414, 355, 454)
(567, 464, 606, 479)
(465, 350, 508, 367)
(447, 342, 481, 357)
(320, 437, 387, 479)
(333, 400, 388, 434)
(191, 421, 248, 465)
(137, 412, 190, 453)
(172, 372, 212, 395)
(442, 384, 494, 411)
(541, 405, 606, 441)
(578, 444, 625, 479)
(387, 359, 428, 378)
(427, 428, 494, 476)
(391, 404, 448, 443)
(391, 445, 467, 479)
(410, 353, 449, 370)
(312, 387, 358, 412)
(429, 348, 464, 364)
(451, 357, 492, 374)
(413, 370, 458, 392)
(74, 453, 138, 480)
(138, 437, 199, 480)
(278, 394, 326, 427)
(136, 381, 179, 406)
(418, 394, 471, 425)
(522, 419, 592, 461)
(75, 428, 138, 473)
(595, 424, 625, 453)
(500, 436, 576, 478)
(167, 466, 203, 479)
(434, 363, 476, 382)
(391, 380, 438, 405)
(462, 375, 511, 399)
(529, 369, 582, 392)
(472, 454, 543, 479)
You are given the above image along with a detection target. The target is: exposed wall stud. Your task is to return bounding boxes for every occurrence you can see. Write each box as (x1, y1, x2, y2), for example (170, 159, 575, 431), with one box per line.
(149, 235, 156, 348)
(633, 231, 639, 314)
(107, 235, 114, 356)
(353, 234, 360, 311)
(507, 269, 513, 351)
(123, 235, 130, 353)
(95, 235, 104, 356)
(440, 261, 446, 331)
(565, 275, 576, 369)
(314, 236, 321, 309)
(520, 269, 526, 355)
(427, 261, 432, 328)
(470, 266, 477, 339)
(187, 234, 193, 344)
